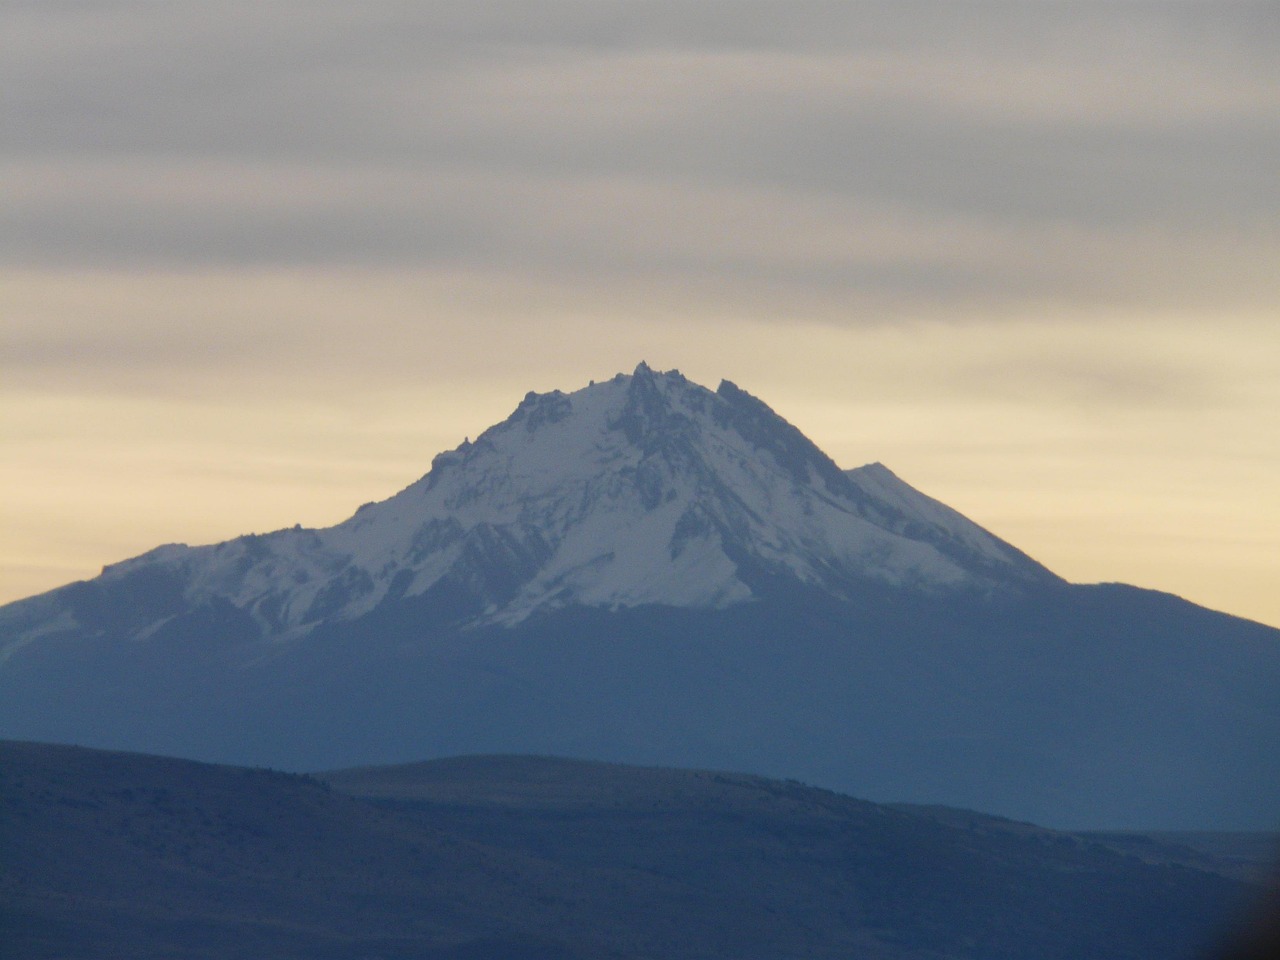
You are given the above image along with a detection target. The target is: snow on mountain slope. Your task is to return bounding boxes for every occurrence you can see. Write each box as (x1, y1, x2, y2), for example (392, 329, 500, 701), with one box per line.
(11, 364, 1060, 643)
(844, 462, 1053, 581)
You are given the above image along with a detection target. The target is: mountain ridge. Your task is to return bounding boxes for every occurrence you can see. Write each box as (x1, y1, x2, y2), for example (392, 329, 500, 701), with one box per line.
(2, 363, 1058, 649)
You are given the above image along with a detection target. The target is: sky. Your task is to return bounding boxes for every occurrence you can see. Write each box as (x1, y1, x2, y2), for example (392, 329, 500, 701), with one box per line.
(3, 1, 1278, 628)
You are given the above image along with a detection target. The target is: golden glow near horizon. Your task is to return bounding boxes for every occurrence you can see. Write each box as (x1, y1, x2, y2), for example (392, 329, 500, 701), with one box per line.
(3, 269, 1277, 628)
(4, 5, 1278, 627)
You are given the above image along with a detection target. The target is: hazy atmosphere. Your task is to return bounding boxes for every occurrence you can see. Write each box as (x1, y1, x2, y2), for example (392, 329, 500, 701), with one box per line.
(5, 1, 1278, 627)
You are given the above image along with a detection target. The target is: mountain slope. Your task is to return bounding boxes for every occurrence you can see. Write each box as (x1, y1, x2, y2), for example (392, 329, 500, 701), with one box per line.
(0, 741, 1260, 960)
(1, 365, 1277, 829)
(0, 364, 1057, 652)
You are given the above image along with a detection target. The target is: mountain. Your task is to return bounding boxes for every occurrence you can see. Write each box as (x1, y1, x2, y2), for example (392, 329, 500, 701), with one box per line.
(0, 740, 1263, 960)
(6, 363, 1056, 635)
(1, 364, 1278, 829)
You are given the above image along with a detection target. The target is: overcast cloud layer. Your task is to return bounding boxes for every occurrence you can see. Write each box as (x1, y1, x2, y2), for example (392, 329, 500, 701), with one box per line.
(3, 2, 1279, 626)
(7, 1, 1278, 309)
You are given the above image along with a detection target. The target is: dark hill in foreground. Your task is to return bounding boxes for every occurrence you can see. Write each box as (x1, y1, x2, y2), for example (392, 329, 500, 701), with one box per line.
(1, 741, 1266, 960)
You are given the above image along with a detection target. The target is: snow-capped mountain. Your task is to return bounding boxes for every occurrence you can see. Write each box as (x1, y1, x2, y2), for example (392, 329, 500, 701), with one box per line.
(71, 363, 1056, 641)
(2, 364, 1277, 831)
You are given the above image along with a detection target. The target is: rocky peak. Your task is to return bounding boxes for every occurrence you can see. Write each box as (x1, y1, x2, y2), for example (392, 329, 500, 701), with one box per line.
(13, 366, 1062, 637)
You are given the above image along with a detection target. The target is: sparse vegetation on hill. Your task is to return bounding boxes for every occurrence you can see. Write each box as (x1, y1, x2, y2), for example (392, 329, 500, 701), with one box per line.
(2, 742, 1265, 959)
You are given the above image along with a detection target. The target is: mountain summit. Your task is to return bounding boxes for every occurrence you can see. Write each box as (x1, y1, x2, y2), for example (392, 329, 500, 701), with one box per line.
(2, 365, 1277, 830)
(71, 364, 1056, 638)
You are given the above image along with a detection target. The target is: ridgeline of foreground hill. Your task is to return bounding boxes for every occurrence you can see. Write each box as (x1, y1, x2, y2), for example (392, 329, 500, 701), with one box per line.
(1, 742, 1267, 959)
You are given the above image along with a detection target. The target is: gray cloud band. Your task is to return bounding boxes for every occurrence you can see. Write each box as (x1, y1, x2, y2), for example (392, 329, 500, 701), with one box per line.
(5, 2, 1277, 311)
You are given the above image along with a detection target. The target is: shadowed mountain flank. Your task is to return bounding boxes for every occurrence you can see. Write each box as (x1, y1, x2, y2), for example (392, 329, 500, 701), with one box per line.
(2, 367, 1278, 829)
